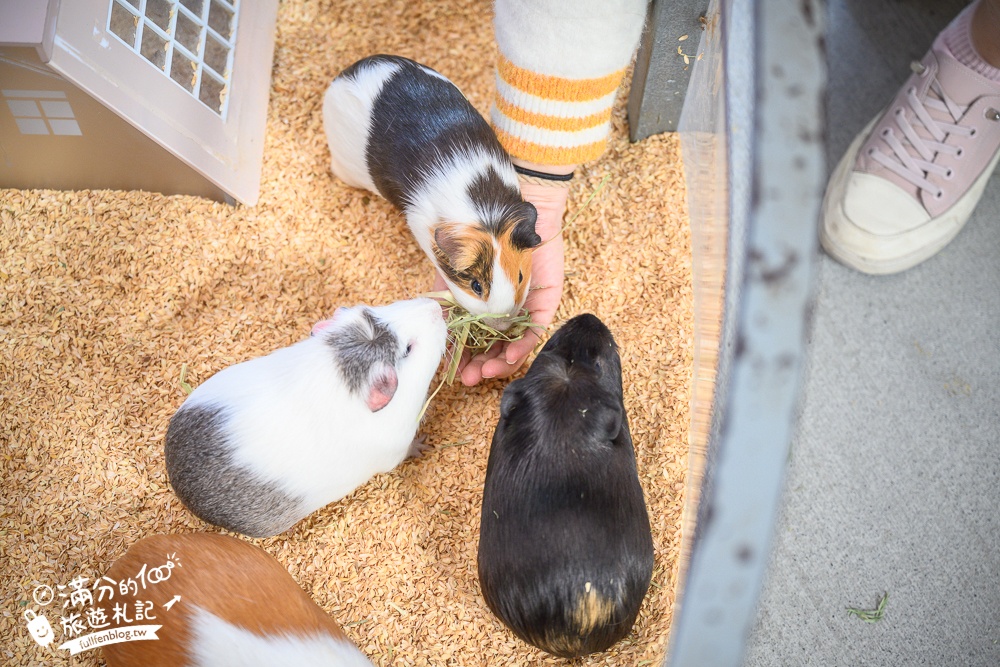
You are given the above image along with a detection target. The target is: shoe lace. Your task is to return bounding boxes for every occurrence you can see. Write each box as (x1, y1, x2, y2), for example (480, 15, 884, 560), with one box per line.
(869, 61, 975, 199)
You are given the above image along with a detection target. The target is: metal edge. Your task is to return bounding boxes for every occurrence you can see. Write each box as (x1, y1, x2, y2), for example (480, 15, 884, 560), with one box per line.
(663, 0, 826, 664)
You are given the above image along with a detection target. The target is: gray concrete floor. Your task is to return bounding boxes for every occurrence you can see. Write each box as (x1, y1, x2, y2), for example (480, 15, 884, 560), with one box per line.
(743, 1, 1000, 665)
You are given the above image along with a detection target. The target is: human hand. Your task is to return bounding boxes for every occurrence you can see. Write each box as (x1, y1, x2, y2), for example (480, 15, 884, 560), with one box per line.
(435, 165, 573, 385)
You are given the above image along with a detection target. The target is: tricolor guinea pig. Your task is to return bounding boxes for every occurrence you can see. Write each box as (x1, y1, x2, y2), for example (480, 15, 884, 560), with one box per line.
(101, 533, 374, 667)
(477, 314, 654, 658)
(165, 298, 446, 538)
(323, 54, 540, 326)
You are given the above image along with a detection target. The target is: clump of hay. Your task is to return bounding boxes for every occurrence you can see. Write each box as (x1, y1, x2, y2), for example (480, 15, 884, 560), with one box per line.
(417, 291, 542, 422)
(428, 290, 540, 383)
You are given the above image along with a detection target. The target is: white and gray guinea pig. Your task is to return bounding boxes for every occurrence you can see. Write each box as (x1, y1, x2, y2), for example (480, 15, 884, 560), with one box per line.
(102, 533, 374, 667)
(165, 298, 446, 538)
(323, 55, 540, 325)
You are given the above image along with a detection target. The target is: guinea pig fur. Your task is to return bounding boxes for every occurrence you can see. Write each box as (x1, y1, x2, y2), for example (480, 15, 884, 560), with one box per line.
(323, 55, 540, 325)
(165, 298, 446, 538)
(101, 533, 374, 667)
(477, 313, 654, 658)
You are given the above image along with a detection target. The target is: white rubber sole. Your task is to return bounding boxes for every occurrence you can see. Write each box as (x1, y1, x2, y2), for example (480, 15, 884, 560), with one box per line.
(820, 115, 1000, 275)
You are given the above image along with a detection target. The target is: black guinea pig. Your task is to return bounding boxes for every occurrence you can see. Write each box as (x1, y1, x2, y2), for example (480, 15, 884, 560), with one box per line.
(477, 313, 654, 658)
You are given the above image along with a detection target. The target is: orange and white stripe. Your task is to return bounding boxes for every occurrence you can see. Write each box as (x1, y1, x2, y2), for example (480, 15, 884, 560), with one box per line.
(491, 0, 648, 166)
(491, 54, 626, 165)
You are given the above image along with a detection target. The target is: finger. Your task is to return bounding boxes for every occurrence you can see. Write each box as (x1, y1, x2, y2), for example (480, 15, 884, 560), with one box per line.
(453, 347, 472, 373)
(460, 360, 485, 386)
(504, 329, 541, 365)
(480, 354, 526, 380)
(461, 346, 502, 386)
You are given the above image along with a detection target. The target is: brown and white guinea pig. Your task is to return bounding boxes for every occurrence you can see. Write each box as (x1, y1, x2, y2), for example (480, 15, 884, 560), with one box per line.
(101, 533, 374, 667)
(164, 298, 446, 538)
(322, 55, 540, 326)
(477, 314, 654, 658)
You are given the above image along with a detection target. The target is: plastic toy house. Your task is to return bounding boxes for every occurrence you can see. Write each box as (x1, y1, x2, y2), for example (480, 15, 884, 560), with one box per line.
(0, 0, 279, 205)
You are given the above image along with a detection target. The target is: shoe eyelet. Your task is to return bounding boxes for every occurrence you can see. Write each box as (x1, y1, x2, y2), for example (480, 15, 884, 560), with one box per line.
(894, 108, 903, 116)
(986, 107, 1000, 122)
(956, 148, 964, 158)
(867, 148, 875, 156)
(934, 191, 944, 200)
(945, 168, 954, 179)
(907, 86, 916, 95)
(881, 128, 891, 137)
(970, 128, 978, 137)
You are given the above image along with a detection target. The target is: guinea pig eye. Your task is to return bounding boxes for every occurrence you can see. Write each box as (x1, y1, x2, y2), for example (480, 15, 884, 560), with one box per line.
(471, 279, 483, 296)
(518, 271, 523, 284)
(404, 342, 413, 357)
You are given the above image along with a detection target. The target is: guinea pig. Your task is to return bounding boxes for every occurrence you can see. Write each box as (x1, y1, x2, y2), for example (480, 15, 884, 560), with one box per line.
(165, 297, 446, 538)
(322, 54, 540, 326)
(101, 533, 374, 666)
(477, 313, 654, 658)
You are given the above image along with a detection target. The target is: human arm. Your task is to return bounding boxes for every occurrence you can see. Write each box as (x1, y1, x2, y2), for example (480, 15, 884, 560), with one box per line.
(455, 0, 648, 385)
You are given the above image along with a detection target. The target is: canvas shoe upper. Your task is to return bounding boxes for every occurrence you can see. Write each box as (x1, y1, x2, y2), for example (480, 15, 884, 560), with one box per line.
(821, 33, 1000, 274)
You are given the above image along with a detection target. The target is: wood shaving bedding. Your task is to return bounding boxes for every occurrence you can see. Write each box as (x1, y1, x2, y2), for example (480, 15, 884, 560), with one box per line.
(0, 1, 693, 664)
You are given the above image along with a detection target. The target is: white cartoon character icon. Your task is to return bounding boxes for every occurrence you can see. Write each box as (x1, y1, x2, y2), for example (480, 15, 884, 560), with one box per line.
(24, 609, 54, 647)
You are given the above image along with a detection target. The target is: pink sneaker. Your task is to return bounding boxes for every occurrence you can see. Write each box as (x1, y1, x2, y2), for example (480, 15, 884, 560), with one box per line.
(821, 32, 1000, 275)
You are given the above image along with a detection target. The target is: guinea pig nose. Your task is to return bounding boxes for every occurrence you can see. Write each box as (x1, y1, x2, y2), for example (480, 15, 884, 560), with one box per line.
(483, 316, 513, 332)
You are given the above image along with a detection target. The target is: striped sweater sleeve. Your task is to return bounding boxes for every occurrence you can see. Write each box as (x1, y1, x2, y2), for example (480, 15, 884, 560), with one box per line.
(492, 0, 649, 167)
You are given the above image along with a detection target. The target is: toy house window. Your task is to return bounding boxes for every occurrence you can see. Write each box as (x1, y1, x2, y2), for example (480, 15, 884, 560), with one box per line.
(107, 0, 239, 117)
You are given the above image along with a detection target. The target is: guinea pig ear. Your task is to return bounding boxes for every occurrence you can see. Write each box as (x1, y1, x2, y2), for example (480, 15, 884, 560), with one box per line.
(499, 380, 522, 420)
(310, 307, 349, 337)
(593, 402, 624, 443)
(433, 223, 480, 272)
(365, 364, 398, 412)
(510, 202, 541, 249)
